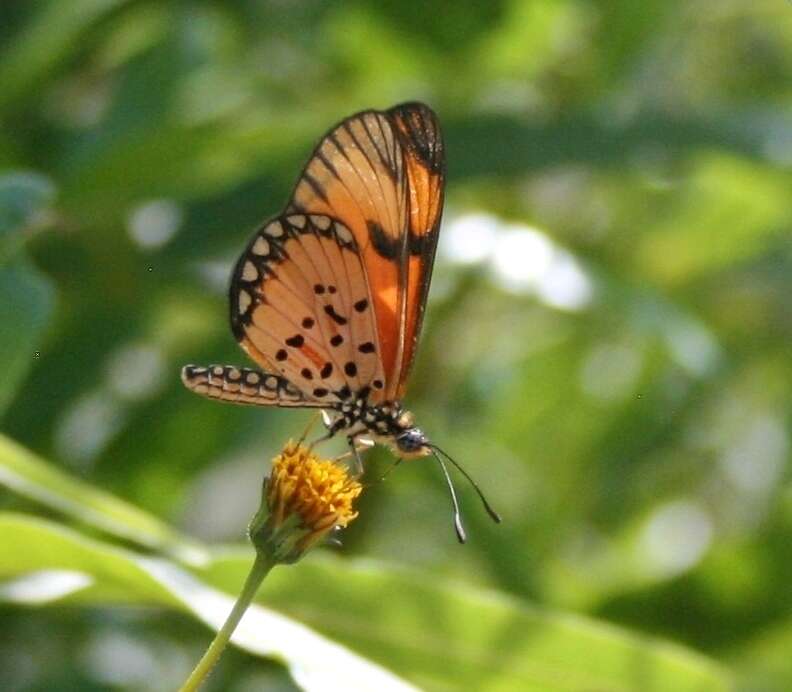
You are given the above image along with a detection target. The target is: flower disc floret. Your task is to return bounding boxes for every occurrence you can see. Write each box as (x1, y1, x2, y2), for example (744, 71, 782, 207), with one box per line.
(251, 441, 362, 561)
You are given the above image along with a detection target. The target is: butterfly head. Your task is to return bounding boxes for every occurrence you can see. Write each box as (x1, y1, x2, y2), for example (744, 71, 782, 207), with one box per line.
(394, 426, 431, 459)
(378, 406, 430, 459)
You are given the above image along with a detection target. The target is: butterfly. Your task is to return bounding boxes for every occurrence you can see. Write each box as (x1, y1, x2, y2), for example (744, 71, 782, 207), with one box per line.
(182, 102, 499, 541)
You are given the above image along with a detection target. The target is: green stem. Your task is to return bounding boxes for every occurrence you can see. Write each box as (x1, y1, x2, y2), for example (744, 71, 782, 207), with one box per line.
(178, 552, 273, 692)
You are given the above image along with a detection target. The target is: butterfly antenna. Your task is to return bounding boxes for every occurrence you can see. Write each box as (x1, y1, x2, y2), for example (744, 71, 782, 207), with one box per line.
(432, 451, 467, 543)
(377, 456, 404, 484)
(431, 445, 502, 524)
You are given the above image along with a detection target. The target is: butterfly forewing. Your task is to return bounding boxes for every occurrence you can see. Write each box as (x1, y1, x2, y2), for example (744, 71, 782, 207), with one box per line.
(387, 103, 445, 397)
(288, 103, 445, 400)
(288, 111, 410, 399)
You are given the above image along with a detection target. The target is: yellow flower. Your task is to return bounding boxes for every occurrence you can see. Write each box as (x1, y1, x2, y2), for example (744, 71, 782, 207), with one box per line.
(249, 441, 362, 563)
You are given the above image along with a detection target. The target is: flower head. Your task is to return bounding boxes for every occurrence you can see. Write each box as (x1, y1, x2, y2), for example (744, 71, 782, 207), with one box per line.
(249, 441, 362, 563)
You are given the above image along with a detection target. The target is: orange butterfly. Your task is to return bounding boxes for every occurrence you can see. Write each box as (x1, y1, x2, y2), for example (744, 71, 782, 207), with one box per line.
(182, 103, 498, 540)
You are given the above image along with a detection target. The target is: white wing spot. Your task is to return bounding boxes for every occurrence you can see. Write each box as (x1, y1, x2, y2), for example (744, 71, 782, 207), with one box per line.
(311, 215, 331, 230)
(287, 214, 306, 229)
(265, 376, 279, 390)
(212, 366, 224, 376)
(238, 290, 252, 315)
(228, 367, 241, 380)
(246, 371, 260, 384)
(252, 236, 270, 256)
(242, 261, 258, 281)
(335, 223, 353, 244)
(264, 221, 285, 238)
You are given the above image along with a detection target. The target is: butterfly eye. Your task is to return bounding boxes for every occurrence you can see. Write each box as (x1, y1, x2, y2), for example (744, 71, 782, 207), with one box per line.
(395, 428, 429, 455)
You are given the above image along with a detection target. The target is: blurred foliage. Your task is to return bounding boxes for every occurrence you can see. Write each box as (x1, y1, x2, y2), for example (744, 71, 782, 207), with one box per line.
(0, 0, 790, 690)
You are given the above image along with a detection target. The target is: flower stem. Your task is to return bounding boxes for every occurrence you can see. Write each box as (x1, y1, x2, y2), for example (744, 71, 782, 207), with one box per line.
(178, 552, 273, 692)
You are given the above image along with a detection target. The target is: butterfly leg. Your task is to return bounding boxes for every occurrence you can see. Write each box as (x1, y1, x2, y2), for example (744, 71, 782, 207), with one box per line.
(346, 435, 365, 476)
(330, 428, 371, 476)
(297, 411, 323, 445)
(307, 410, 346, 449)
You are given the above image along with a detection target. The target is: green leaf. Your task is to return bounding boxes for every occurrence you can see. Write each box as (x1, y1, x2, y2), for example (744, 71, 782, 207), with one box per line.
(0, 172, 56, 260)
(206, 552, 732, 692)
(0, 435, 209, 566)
(0, 0, 127, 111)
(0, 172, 57, 414)
(0, 510, 730, 692)
(637, 153, 790, 284)
(0, 512, 418, 692)
(0, 263, 54, 415)
(0, 435, 731, 689)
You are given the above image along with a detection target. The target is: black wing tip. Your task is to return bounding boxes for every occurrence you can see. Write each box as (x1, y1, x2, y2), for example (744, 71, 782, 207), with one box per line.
(387, 101, 437, 117)
(386, 102, 444, 173)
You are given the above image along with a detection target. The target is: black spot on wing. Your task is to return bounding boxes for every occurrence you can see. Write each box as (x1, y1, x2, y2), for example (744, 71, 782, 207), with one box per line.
(367, 220, 400, 260)
(286, 334, 304, 347)
(324, 305, 347, 326)
(409, 226, 437, 256)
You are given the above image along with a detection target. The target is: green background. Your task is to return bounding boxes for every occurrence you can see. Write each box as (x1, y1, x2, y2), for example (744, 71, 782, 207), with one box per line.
(1, 1, 790, 690)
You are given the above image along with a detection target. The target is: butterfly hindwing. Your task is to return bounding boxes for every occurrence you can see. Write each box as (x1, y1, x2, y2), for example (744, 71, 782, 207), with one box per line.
(230, 213, 386, 405)
(181, 364, 310, 407)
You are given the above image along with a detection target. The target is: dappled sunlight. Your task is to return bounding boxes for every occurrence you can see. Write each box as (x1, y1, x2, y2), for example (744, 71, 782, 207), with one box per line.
(55, 389, 125, 466)
(718, 415, 787, 498)
(140, 557, 418, 692)
(579, 341, 643, 403)
(442, 212, 594, 310)
(105, 342, 167, 401)
(638, 500, 714, 579)
(126, 198, 184, 250)
(0, 569, 93, 604)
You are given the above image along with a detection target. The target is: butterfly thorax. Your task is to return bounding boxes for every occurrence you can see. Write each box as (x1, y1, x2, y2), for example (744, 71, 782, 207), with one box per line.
(326, 399, 431, 459)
